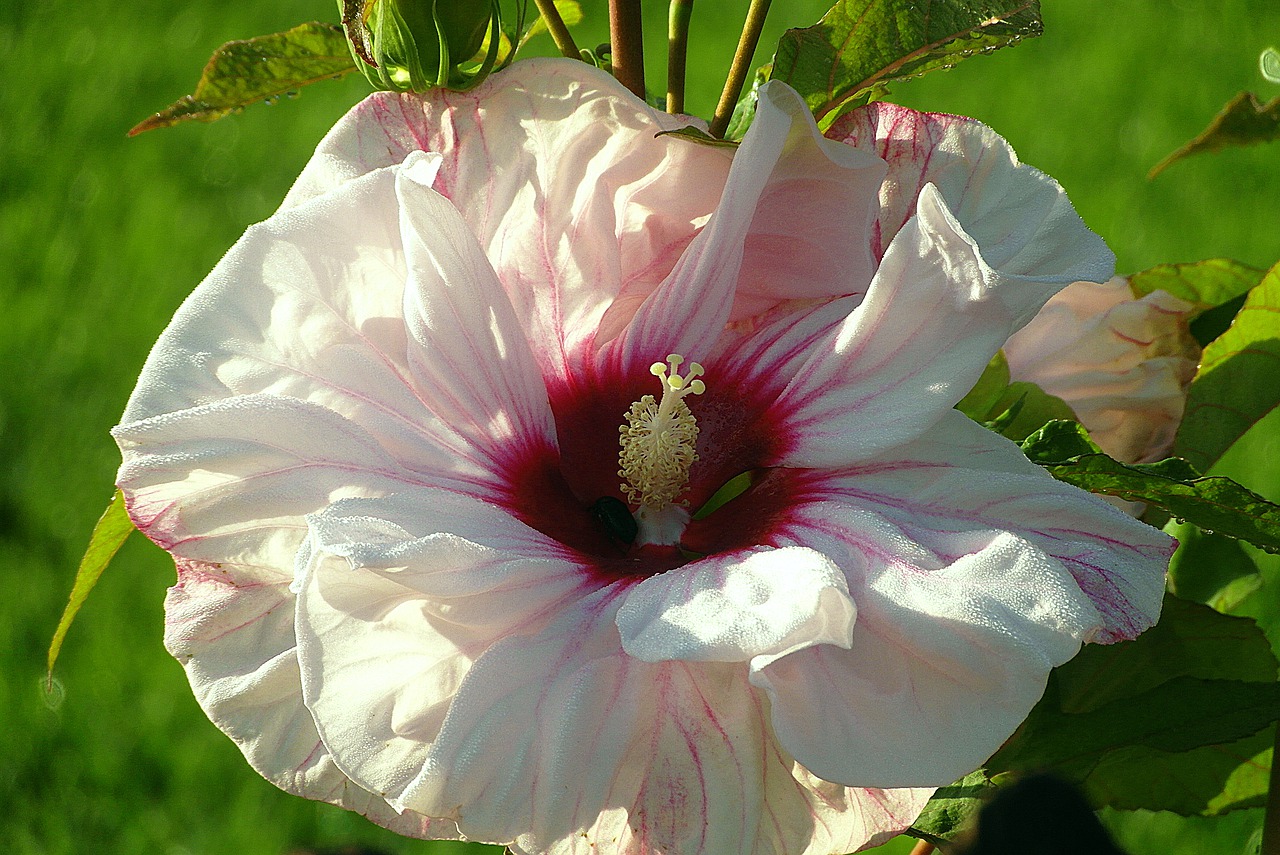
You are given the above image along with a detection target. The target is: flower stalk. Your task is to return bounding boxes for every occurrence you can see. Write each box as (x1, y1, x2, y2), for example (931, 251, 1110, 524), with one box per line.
(666, 0, 694, 113)
(609, 0, 646, 98)
(709, 0, 771, 137)
(533, 0, 581, 59)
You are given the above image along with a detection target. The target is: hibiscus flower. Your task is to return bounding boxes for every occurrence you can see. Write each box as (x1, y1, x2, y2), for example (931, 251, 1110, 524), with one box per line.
(114, 58, 1174, 854)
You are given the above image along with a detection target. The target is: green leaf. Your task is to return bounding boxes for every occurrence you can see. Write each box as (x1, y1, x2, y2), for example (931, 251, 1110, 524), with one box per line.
(957, 351, 1078, 440)
(1128, 258, 1265, 318)
(654, 127, 741, 149)
(995, 677, 1280, 793)
(1084, 729, 1273, 816)
(988, 597, 1280, 815)
(724, 65, 770, 142)
(1174, 262, 1280, 473)
(46, 490, 135, 685)
(129, 22, 358, 136)
(1203, 727, 1274, 815)
(1054, 596, 1277, 714)
(956, 351, 1012, 422)
(1167, 521, 1263, 607)
(1019, 419, 1104, 460)
(1149, 91, 1280, 178)
(907, 770, 994, 843)
(770, 0, 1042, 125)
(1022, 421, 1280, 551)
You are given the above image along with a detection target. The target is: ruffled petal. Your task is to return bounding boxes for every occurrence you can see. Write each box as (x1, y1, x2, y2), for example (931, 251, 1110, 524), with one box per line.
(728, 83, 886, 320)
(828, 101, 1114, 316)
(616, 546, 856, 665)
(755, 521, 1099, 788)
(597, 82, 884, 377)
(164, 560, 459, 841)
(293, 490, 593, 806)
(117, 163, 521, 540)
(390, 589, 928, 854)
(803, 409, 1174, 641)
(283, 58, 732, 384)
(770, 186, 1014, 466)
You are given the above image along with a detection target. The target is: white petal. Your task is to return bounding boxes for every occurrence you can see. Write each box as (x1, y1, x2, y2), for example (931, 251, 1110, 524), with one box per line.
(812, 409, 1173, 641)
(598, 81, 884, 376)
(395, 151, 559, 469)
(117, 164, 518, 551)
(284, 58, 732, 385)
(115, 154, 565, 571)
(392, 590, 928, 854)
(773, 186, 1013, 466)
(164, 560, 460, 840)
(293, 490, 592, 805)
(758, 513, 1101, 788)
(616, 546, 856, 665)
(730, 82, 886, 320)
(115, 393, 442, 573)
(828, 101, 1115, 319)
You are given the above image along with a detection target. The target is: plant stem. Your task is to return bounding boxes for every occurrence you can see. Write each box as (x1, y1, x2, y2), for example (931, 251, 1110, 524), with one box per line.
(666, 0, 694, 113)
(1261, 726, 1280, 855)
(908, 840, 936, 855)
(708, 0, 771, 138)
(533, 0, 581, 59)
(609, 0, 645, 99)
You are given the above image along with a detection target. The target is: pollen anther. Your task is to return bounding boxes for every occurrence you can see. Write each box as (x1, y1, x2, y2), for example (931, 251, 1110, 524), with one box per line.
(619, 354, 706, 509)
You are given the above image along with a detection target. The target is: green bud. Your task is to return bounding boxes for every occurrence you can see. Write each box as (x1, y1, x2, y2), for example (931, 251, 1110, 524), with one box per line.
(343, 0, 499, 92)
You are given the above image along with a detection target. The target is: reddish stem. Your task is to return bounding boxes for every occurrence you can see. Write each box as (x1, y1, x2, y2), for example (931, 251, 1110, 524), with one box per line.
(609, 0, 645, 99)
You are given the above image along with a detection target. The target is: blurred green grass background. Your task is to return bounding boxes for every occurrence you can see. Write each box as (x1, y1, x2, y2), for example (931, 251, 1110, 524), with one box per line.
(3, 0, 1279, 853)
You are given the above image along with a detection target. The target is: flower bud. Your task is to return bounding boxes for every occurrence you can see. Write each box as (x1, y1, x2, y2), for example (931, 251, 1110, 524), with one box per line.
(1004, 277, 1200, 463)
(344, 0, 497, 92)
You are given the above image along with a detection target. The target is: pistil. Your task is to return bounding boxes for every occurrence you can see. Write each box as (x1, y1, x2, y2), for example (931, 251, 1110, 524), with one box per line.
(618, 354, 705, 524)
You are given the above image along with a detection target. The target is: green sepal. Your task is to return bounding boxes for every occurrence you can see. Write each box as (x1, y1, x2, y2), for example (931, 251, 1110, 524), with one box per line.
(345, 0, 502, 93)
(956, 351, 1078, 441)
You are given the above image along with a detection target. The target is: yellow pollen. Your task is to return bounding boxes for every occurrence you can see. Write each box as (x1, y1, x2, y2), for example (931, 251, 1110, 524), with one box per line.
(618, 354, 706, 509)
